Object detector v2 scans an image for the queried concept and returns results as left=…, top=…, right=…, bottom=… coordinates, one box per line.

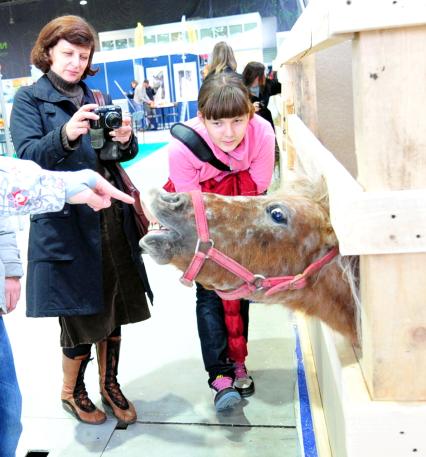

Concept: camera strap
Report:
left=89, top=127, right=105, bottom=149
left=170, top=123, right=231, bottom=172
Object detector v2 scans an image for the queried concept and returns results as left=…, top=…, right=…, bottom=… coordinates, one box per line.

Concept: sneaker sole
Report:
left=234, top=377, right=255, bottom=398
left=214, top=390, right=241, bottom=412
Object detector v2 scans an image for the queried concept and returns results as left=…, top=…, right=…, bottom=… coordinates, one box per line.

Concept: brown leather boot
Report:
left=61, top=353, right=106, bottom=425
left=96, top=336, right=137, bottom=425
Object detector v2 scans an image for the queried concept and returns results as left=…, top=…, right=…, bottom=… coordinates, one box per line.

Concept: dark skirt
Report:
left=59, top=200, right=151, bottom=348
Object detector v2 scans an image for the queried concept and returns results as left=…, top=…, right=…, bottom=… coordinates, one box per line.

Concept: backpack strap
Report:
left=170, top=123, right=231, bottom=172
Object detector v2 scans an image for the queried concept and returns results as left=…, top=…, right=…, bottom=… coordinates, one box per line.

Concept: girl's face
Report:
left=199, top=113, right=250, bottom=153
left=49, top=39, right=91, bottom=83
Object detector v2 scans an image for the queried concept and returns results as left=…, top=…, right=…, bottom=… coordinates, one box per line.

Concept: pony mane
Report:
left=270, top=175, right=330, bottom=211
left=271, top=173, right=362, bottom=341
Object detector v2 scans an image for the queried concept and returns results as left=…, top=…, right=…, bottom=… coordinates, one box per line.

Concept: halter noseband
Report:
left=180, top=190, right=339, bottom=300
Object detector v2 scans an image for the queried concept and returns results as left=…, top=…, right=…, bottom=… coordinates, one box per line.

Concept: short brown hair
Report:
left=242, top=61, right=266, bottom=87
left=198, top=73, right=254, bottom=120
left=31, top=15, right=98, bottom=78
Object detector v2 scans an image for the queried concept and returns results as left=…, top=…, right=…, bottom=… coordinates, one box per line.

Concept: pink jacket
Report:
left=168, top=114, right=275, bottom=193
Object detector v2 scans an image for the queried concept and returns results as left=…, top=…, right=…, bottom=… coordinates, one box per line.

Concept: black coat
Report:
left=10, top=75, right=152, bottom=317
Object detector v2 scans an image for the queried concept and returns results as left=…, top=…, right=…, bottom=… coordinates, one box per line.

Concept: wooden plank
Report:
left=353, top=26, right=426, bottom=399
left=274, top=0, right=425, bottom=67
left=306, top=317, right=426, bottom=457
left=334, top=189, right=426, bottom=255
left=330, top=0, right=426, bottom=35
left=275, top=0, right=353, bottom=65
left=287, top=114, right=426, bottom=255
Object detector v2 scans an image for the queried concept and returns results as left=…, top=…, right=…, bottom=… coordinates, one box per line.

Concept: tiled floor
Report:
left=7, top=130, right=305, bottom=457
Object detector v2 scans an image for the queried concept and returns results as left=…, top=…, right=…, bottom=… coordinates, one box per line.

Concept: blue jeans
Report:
left=0, top=317, right=22, bottom=457
left=195, top=283, right=249, bottom=385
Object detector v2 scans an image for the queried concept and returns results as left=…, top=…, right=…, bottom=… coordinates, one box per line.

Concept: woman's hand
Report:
left=253, top=101, right=261, bottom=112
left=109, top=116, right=132, bottom=144
left=66, top=103, right=99, bottom=141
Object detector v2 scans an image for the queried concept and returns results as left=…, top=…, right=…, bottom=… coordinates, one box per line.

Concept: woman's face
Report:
left=200, top=113, right=250, bottom=153
left=49, top=39, right=91, bottom=83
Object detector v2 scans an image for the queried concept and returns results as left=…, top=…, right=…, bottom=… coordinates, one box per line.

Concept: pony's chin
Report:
left=139, top=230, right=177, bottom=265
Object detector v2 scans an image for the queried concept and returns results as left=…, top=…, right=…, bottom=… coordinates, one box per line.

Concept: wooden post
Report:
left=352, top=25, right=426, bottom=400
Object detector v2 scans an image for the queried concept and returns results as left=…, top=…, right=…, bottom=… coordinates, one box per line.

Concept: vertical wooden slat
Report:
left=353, top=25, right=426, bottom=399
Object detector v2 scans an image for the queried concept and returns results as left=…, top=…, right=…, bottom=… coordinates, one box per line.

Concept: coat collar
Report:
left=32, top=74, right=94, bottom=103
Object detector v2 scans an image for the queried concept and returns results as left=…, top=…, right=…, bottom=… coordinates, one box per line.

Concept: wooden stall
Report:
left=274, top=0, right=426, bottom=455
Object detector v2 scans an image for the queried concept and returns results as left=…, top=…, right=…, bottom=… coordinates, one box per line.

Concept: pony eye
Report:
left=270, top=207, right=288, bottom=224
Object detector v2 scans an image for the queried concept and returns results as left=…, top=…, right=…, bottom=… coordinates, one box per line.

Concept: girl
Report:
left=164, top=72, right=275, bottom=411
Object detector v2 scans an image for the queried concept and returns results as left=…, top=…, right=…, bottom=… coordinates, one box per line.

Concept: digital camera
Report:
left=90, top=105, right=122, bottom=130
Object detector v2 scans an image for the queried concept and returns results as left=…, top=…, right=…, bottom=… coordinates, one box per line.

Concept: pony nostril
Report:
left=160, top=192, right=187, bottom=209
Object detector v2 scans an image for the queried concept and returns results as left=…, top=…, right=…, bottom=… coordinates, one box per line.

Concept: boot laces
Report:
left=74, top=363, right=96, bottom=412
left=105, top=353, right=129, bottom=410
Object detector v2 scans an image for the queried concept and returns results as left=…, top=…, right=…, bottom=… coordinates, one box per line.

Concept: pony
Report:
left=140, top=177, right=360, bottom=344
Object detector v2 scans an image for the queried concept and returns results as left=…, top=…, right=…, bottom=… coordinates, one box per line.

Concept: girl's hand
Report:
left=66, top=104, right=99, bottom=141
left=109, top=116, right=132, bottom=144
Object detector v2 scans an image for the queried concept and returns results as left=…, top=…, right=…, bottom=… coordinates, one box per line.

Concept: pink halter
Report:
left=179, top=190, right=339, bottom=300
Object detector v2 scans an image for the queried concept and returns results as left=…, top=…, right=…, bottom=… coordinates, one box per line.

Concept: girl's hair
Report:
left=198, top=72, right=254, bottom=120
left=31, top=15, right=98, bottom=78
left=208, top=41, right=237, bottom=76
left=242, top=61, right=266, bottom=87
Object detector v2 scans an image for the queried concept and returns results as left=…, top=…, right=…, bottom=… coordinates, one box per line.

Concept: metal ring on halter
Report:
left=252, top=274, right=266, bottom=290
left=194, top=238, right=214, bottom=255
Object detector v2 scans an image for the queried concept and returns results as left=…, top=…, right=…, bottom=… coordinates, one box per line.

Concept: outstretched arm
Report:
left=0, top=156, right=134, bottom=216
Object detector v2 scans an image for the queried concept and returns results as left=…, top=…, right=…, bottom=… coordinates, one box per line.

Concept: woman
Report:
left=164, top=73, right=275, bottom=411
left=242, top=61, right=281, bottom=133
left=10, top=15, right=153, bottom=426
left=203, top=41, right=238, bottom=81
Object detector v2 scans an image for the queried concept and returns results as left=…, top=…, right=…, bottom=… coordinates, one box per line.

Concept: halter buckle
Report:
left=252, top=274, right=266, bottom=290
left=180, top=276, right=194, bottom=287
left=195, top=238, right=214, bottom=257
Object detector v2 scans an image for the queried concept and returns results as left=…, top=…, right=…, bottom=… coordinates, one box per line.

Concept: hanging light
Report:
left=8, top=5, right=14, bottom=25
left=80, top=0, right=88, bottom=5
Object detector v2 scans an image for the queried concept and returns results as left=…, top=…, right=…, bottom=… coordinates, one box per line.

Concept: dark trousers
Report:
left=196, top=283, right=249, bottom=385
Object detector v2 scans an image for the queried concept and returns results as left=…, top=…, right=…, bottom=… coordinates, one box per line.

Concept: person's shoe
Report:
left=61, top=353, right=107, bottom=425
left=211, top=375, right=241, bottom=412
left=233, top=362, right=255, bottom=397
left=96, top=337, right=137, bottom=425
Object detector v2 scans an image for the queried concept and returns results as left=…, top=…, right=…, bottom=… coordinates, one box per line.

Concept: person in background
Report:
left=242, top=61, right=282, bottom=176
left=134, top=79, right=157, bottom=130
left=143, top=79, right=155, bottom=102
left=10, top=15, right=153, bottom=427
left=0, top=156, right=134, bottom=457
left=242, top=61, right=281, bottom=134
left=127, top=79, right=138, bottom=100
left=203, top=41, right=238, bottom=81
left=163, top=72, right=275, bottom=412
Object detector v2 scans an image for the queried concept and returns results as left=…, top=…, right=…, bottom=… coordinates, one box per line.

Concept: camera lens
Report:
left=105, top=112, right=122, bottom=129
